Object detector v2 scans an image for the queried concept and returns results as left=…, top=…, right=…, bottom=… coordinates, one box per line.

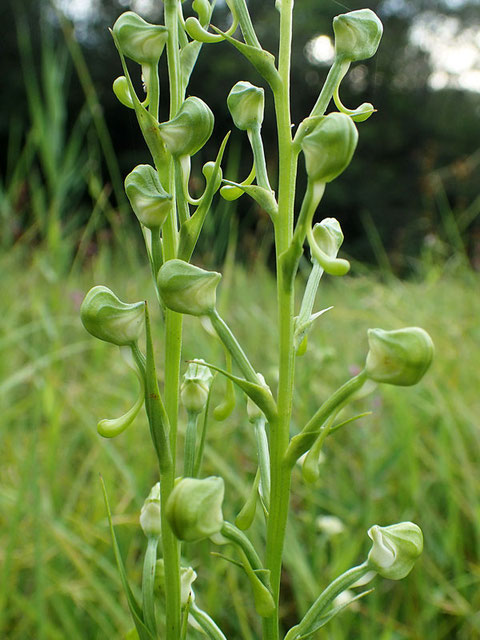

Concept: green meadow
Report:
left=1, top=241, right=478, bottom=639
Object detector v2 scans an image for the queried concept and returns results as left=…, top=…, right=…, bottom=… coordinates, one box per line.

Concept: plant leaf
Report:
left=100, top=477, right=155, bottom=640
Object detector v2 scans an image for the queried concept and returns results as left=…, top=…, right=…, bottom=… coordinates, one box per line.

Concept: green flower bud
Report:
left=80, top=286, right=145, bottom=346
left=181, top=359, right=214, bottom=414
left=367, top=522, right=423, bottom=580
left=112, top=12, right=168, bottom=65
left=158, top=97, right=214, bottom=157
left=155, top=560, right=197, bottom=605
left=227, top=81, right=265, bottom=131
left=312, top=217, right=344, bottom=258
left=124, top=164, right=172, bottom=229
left=365, top=327, right=434, bottom=386
left=157, top=259, right=221, bottom=316
left=140, top=482, right=161, bottom=539
left=301, top=112, right=358, bottom=184
left=333, top=9, right=383, bottom=62
left=166, top=476, right=224, bottom=542
left=112, top=76, right=135, bottom=109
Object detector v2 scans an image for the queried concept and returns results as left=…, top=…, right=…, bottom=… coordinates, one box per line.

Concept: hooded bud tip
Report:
left=301, top=112, right=358, bottom=184
left=333, top=9, right=383, bottom=62
left=112, top=11, right=169, bottom=65
left=140, top=482, right=161, bottom=538
left=181, top=359, right=214, bottom=414
left=80, top=286, right=145, bottom=346
left=365, top=327, right=434, bottom=386
left=166, top=476, right=225, bottom=542
left=227, top=81, right=265, bottom=131
left=158, top=96, right=214, bottom=157
left=125, top=164, right=172, bottom=229
left=157, top=259, right=221, bottom=316
left=367, top=522, right=423, bottom=580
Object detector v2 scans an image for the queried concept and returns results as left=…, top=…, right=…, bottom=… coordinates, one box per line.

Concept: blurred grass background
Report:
left=1, top=0, right=479, bottom=638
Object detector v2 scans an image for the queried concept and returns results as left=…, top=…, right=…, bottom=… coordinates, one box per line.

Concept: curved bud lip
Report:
left=80, top=285, right=145, bottom=346
left=366, top=327, right=434, bottom=386
left=158, top=96, right=214, bottom=157
left=112, top=11, right=169, bottom=65
left=157, top=259, right=222, bottom=317
left=125, top=164, right=172, bottom=229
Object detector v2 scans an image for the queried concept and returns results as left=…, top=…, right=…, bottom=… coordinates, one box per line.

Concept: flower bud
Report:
left=112, top=12, right=168, bottom=65
left=80, top=286, right=145, bottom=346
left=125, top=164, right=172, bottom=229
left=112, top=76, right=135, bottom=109
left=227, top=81, right=265, bottom=131
left=155, top=560, right=197, bottom=605
left=365, top=327, right=434, bottom=386
left=312, top=218, right=344, bottom=258
left=157, top=259, right=221, bottom=316
left=166, top=476, right=224, bottom=542
left=367, top=522, right=423, bottom=580
left=333, top=9, right=383, bottom=62
left=181, top=360, right=213, bottom=414
left=140, top=482, right=161, bottom=538
left=158, top=97, right=214, bottom=157
left=301, top=112, right=358, bottom=184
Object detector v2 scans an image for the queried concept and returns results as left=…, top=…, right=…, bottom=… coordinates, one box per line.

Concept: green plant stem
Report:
left=208, top=308, right=259, bottom=384
left=310, top=57, right=350, bottom=118
left=221, top=522, right=264, bottom=572
left=284, top=562, right=370, bottom=640
left=184, top=411, right=199, bottom=477
left=146, top=62, right=160, bottom=121
left=159, top=3, right=185, bottom=639
left=248, top=124, right=271, bottom=191
left=142, top=537, right=159, bottom=634
left=284, top=371, right=367, bottom=467
left=190, top=603, right=228, bottom=640
left=264, top=1, right=297, bottom=638
left=160, top=471, right=182, bottom=640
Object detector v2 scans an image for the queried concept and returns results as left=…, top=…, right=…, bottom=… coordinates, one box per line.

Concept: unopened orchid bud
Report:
left=140, top=482, right=161, bottom=539
left=333, top=9, right=383, bottom=62
left=301, top=112, right=358, bottom=184
left=80, top=286, right=145, bottom=346
left=365, top=327, right=434, bottom=386
left=367, top=522, right=423, bottom=580
left=125, top=164, right=172, bottom=229
left=227, top=81, right=265, bottom=131
left=166, top=476, right=224, bottom=542
left=312, top=218, right=344, bottom=258
left=112, top=76, right=135, bottom=109
left=157, top=259, right=221, bottom=316
left=112, top=12, right=168, bottom=65
left=158, top=97, right=214, bottom=157
left=181, top=360, right=213, bottom=414
left=155, top=560, right=197, bottom=605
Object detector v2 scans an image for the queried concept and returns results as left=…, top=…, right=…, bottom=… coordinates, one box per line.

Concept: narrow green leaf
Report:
left=100, top=477, right=155, bottom=640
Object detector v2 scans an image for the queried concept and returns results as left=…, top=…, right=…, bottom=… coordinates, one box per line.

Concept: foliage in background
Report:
left=0, top=245, right=479, bottom=639
left=1, top=0, right=480, bottom=270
